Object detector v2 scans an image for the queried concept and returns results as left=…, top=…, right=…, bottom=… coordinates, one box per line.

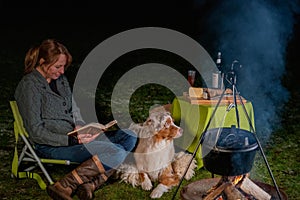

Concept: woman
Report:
left=14, top=39, right=137, bottom=200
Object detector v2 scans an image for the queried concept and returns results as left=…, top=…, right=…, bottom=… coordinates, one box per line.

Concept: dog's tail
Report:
left=115, top=163, right=140, bottom=187
left=172, top=151, right=197, bottom=180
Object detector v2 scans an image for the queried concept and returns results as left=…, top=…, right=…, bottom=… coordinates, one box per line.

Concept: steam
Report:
left=195, top=0, right=299, bottom=142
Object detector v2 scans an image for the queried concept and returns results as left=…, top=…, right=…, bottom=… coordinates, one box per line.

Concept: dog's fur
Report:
left=116, top=107, right=197, bottom=198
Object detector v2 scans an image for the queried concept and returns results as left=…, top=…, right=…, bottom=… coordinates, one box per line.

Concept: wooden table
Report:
left=171, top=96, right=255, bottom=168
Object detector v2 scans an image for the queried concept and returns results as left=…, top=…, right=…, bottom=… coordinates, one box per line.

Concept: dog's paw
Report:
left=150, top=184, right=169, bottom=198
left=141, top=177, right=153, bottom=191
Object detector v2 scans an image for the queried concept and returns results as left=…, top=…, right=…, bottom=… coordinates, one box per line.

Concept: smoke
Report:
left=195, top=0, right=299, bottom=141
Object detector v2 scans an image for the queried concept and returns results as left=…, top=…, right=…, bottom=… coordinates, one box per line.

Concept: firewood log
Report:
left=203, top=182, right=231, bottom=200
left=224, top=183, right=247, bottom=200
left=239, top=177, right=271, bottom=200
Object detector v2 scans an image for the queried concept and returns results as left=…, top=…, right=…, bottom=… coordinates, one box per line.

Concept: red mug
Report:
left=188, top=70, right=196, bottom=86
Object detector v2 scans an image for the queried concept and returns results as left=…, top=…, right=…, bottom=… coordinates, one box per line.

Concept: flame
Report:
left=233, top=175, right=244, bottom=185
left=216, top=196, right=223, bottom=200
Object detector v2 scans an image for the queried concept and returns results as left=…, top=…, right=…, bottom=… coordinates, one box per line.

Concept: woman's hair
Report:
left=24, top=39, right=72, bottom=74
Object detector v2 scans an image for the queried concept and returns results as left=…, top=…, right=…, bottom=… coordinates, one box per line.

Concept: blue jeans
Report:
left=35, top=129, right=137, bottom=170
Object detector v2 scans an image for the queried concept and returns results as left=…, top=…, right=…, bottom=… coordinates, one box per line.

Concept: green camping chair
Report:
left=9, top=100, right=78, bottom=190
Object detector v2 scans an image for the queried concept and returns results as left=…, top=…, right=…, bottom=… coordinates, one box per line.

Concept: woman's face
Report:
left=42, top=54, right=67, bottom=81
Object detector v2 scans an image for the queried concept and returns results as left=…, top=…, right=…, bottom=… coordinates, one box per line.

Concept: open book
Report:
left=67, top=120, right=118, bottom=136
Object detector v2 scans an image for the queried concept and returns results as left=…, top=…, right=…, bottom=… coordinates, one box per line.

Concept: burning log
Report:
left=205, top=176, right=228, bottom=194
left=239, top=177, right=271, bottom=200
left=201, top=174, right=272, bottom=200
left=203, top=182, right=231, bottom=200
left=180, top=177, right=287, bottom=200
left=224, top=183, right=247, bottom=200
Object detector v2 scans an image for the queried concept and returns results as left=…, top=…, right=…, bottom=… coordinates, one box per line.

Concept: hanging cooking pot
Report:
left=201, top=125, right=258, bottom=176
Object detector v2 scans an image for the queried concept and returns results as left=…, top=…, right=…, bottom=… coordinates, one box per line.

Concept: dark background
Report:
left=0, top=1, right=299, bottom=198
left=1, top=0, right=300, bottom=138
left=0, top=1, right=200, bottom=62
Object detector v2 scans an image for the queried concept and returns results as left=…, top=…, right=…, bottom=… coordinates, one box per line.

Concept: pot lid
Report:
left=202, top=126, right=257, bottom=150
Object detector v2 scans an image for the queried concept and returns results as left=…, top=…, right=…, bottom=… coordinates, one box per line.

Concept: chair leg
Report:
left=18, top=171, right=47, bottom=190
left=20, top=134, right=55, bottom=186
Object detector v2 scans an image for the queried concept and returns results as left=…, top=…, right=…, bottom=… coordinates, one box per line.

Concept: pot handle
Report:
left=222, top=133, right=237, bottom=146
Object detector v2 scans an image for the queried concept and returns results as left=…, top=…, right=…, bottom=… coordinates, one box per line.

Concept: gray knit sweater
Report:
left=14, top=69, right=85, bottom=146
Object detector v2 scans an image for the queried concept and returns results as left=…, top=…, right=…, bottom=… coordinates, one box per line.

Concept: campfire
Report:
left=203, top=173, right=272, bottom=200
left=180, top=175, right=287, bottom=200
left=180, top=126, right=287, bottom=200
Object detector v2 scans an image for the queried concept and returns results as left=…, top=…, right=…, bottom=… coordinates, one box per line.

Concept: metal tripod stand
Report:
left=172, top=61, right=283, bottom=200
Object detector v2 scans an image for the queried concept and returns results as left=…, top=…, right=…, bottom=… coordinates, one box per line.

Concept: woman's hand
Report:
left=77, top=132, right=100, bottom=144
left=74, top=125, right=101, bottom=144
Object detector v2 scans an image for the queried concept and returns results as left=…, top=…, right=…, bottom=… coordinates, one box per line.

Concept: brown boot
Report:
left=46, top=155, right=106, bottom=200
left=76, top=169, right=116, bottom=200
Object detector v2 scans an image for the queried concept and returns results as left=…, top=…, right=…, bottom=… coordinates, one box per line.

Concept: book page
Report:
left=67, top=120, right=117, bottom=136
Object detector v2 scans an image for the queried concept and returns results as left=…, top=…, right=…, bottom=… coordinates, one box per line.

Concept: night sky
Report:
left=1, top=0, right=300, bottom=139
left=0, top=1, right=200, bottom=61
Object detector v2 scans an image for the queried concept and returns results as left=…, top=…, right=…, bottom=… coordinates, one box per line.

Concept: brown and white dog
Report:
left=116, top=107, right=197, bottom=198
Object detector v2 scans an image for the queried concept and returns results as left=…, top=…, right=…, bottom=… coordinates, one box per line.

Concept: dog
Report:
left=116, top=107, right=197, bottom=198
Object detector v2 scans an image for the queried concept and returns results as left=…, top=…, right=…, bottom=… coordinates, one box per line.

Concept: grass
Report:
left=1, top=90, right=299, bottom=200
